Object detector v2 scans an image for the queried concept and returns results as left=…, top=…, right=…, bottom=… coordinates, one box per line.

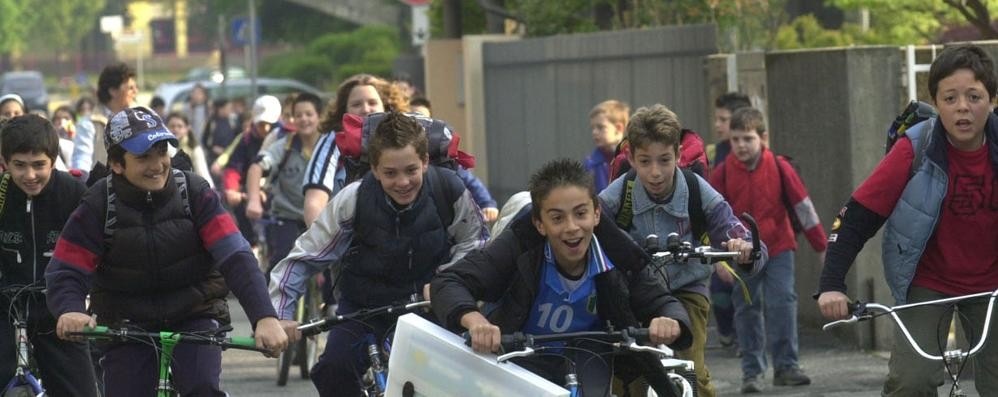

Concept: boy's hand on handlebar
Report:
left=460, top=311, right=501, bottom=353
left=648, top=317, right=681, bottom=345
left=818, top=291, right=851, bottom=321
left=721, top=238, right=754, bottom=264
left=279, top=319, right=302, bottom=344
left=255, top=317, right=289, bottom=358
left=56, top=312, right=96, bottom=341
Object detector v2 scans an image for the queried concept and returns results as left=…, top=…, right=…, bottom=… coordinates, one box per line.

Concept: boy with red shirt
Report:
left=711, top=107, right=827, bottom=393
left=817, top=45, right=998, bottom=396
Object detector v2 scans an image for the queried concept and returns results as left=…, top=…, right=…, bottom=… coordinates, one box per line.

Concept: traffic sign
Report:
left=231, top=17, right=261, bottom=47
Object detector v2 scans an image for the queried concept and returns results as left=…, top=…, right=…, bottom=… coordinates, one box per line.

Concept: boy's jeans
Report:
left=882, top=286, right=998, bottom=396
left=732, top=251, right=800, bottom=379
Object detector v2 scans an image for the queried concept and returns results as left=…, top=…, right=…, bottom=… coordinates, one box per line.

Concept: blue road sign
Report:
left=231, top=17, right=261, bottom=47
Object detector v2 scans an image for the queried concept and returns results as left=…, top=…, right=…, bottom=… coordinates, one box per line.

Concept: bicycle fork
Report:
left=366, top=334, right=387, bottom=396
left=157, top=333, right=181, bottom=397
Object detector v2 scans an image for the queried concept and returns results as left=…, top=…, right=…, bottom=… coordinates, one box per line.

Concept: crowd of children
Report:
left=0, top=43, right=993, bottom=396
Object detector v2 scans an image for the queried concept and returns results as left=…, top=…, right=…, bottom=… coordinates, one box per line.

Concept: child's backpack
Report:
left=614, top=168, right=707, bottom=243
left=886, top=100, right=937, bottom=155
left=336, top=112, right=475, bottom=184
left=609, top=128, right=709, bottom=181
left=774, top=155, right=805, bottom=234
left=612, top=128, right=711, bottom=242
left=335, top=112, right=476, bottom=226
left=104, top=169, right=192, bottom=241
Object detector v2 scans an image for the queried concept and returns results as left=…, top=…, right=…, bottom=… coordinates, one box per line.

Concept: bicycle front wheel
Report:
left=276, top=344, right=295, bottom=386
left=299, top=279, right=322, bottom=379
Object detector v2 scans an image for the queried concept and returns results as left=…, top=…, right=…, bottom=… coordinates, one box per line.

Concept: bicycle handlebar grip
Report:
left=627, top=327, right=650, bottom=342
left=228, top=336, right=257, bottom=348
left=82, top=325, right=109, bottom=334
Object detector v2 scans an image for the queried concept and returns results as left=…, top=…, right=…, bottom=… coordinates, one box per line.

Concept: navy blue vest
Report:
left=89, top=172, right=229, bottom=328
left=339, top=167, right=463, bottom=307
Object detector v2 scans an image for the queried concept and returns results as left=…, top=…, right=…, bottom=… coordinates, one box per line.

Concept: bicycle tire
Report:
left=299, top=280, right=321, bottom=379
left=276, top=347, right=294, bottom=386
left=1, top=385, right=35, bottom=397
left=674, top=369, right=697, bottom=397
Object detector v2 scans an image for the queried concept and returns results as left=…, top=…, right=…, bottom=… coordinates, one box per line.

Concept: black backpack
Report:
left=614, top=168, right=707, bottom=243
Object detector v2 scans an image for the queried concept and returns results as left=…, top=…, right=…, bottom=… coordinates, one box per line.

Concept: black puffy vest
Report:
left=88, top=172, right=229, bottom=329
left=339, top=167, right=463, bottom=307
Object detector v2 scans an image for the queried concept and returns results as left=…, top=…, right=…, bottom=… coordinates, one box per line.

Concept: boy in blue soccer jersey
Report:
left=432, top=158, right=692, bottom=396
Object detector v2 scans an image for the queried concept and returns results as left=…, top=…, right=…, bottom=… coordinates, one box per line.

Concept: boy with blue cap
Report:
left=46, top=106, right=287, bottom=396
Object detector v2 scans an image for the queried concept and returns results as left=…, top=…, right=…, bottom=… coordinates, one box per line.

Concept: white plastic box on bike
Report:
left=386, top=314, right=570, bottom=397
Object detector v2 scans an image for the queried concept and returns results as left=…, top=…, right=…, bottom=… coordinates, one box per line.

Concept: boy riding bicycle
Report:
left=0, top=115, right=98, bottom=396
left=433, top=158, right=699, bottom=396
left=817, top=44, right=998, bottom=396
left=270, top=111, right=489, bottom=396
left=600, top=104, right=766, bottom=397
left=46, top=107, right=287, bottom=396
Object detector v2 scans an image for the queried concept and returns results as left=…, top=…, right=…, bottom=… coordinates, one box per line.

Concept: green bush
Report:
left=261, top=25, right=400, bottom=90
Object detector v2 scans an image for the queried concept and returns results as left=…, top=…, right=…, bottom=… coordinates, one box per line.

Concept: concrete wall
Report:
left=766, top=46, right=902, bottom=349
left=423, top=35, right=520, bottom=187
left=481, top=25, right=718, bottom=203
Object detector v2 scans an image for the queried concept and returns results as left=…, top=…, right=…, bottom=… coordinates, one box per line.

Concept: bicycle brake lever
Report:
left=497, top=347, right=535, bottom=363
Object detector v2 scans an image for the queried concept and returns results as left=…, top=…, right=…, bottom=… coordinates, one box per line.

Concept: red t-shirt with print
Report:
left=853, top=138, right=998, bottom=296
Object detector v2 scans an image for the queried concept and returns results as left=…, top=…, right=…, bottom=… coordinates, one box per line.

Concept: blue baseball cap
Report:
left=104, top=106, right=178, bottom=155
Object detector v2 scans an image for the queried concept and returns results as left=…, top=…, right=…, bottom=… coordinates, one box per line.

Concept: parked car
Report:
left=1, top=71, right=49, bottom=115
left=155, top=77, right=327, bottom=113
left=184, top=66, right=247, bottom=83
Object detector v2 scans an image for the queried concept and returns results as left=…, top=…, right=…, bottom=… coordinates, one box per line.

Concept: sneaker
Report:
left=741, top=376, right=763, bottom=394
left=718, top=333, right=736, bottom=348
left=774, top=367, right=811, bottom=386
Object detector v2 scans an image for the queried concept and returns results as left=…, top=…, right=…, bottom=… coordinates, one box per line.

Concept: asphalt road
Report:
left=217, top=296, right=980, bottom=396
left=220, top=300, right=319, bottom=396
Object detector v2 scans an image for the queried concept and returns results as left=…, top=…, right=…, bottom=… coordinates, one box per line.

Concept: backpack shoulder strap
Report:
left=908, top=118, right=934, bottom=179
left=614, top=169, right=638, bottom=230
left=427, top=166, right=461, bottom=227
left=104, top=170, right=192, bottom=241
left=104, top=176, right=117, bottom=241
left=0, top=173, right=10, bottom=219
left=775, top=154, right=792, bottom=207
left=681, top=168, right=706, bottom=242
left=173, top=169, right=192, bottom=218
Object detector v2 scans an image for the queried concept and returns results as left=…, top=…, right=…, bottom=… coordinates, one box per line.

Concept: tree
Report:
left=261, top=25, right=401, bottom=90
left=830, top=0, right=998, bottom=44
left=29, top=0, right=108, bottom=51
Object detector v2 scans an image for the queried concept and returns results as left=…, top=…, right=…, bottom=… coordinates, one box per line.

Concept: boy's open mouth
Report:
left=564, top=238, right=583, bottom=248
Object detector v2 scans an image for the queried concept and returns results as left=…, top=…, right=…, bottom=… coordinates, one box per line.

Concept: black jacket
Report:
left=0, top=171, right=85, bottom=286
left=431, top=210, right=693, bottom=351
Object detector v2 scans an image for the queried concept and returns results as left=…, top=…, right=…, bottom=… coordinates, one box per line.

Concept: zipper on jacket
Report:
left=27, top=199, right=36, bottom=283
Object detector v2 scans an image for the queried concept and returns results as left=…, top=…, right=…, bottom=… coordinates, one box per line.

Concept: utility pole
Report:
left=248, top=0, right=258, bottom=99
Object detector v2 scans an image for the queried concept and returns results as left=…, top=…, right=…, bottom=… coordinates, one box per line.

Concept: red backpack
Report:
left=336, top=112, right=476, bottom=184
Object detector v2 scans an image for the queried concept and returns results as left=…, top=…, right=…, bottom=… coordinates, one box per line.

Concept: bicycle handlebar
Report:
left=644, top=212, right=762, bottom=270
left=821, top=289, right=998, bottom=362
left=70, top=326, right=268, bottom=354
left=297, top=300, right=431, bottom=337
left=463, top=327, right=678, bottom=366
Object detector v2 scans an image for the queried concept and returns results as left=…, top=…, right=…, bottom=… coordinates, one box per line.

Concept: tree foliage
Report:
left=0, top=0, right=105, bottom=55
left=829, top=0, right=998, bottom=44
left=261, top=25, right=400, bottom=90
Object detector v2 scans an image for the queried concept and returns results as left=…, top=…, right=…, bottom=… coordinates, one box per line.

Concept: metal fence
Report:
left=481, top=24, right=718, bottom=202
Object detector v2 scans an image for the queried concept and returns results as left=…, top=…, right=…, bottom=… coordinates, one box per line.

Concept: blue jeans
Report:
left=732, top=250, right=800, bottom=379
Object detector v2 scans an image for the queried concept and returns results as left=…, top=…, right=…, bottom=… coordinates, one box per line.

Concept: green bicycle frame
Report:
left=81, top=326, right=260, bottom=397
